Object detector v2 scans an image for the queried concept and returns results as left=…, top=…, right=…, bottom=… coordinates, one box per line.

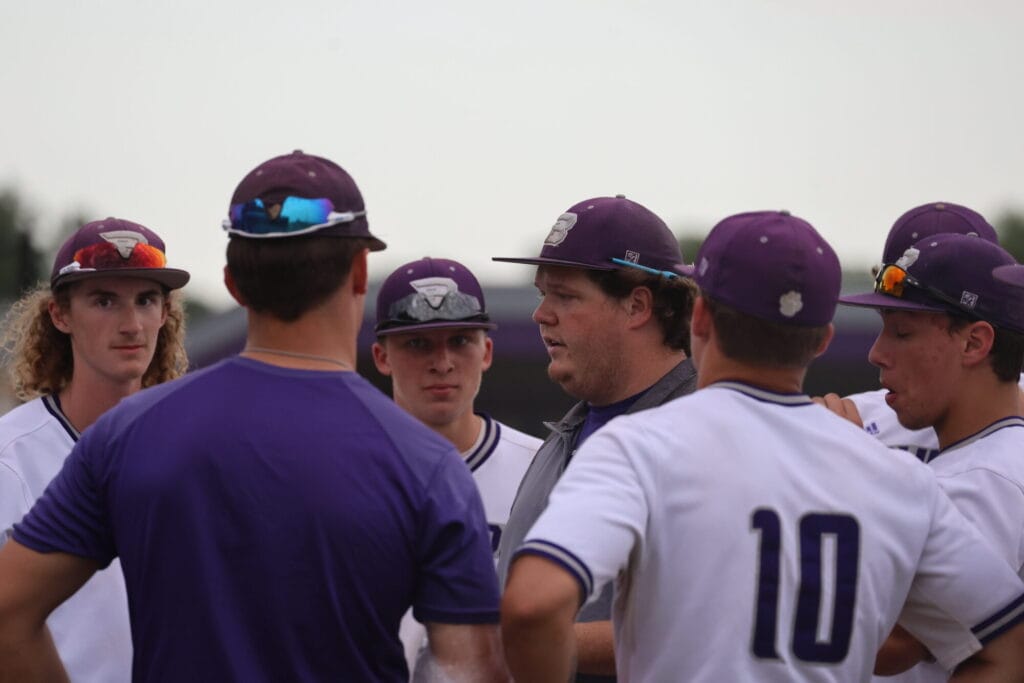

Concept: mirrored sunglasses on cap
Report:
left=874, top=263, right=979, bottom=318
left=64, top=240, right=168, bottom=273
left=609, top=257, right=682, bottom=279
left=377, top=290, right=493, bottom=333
left=222, top=196, right=367, bottom=238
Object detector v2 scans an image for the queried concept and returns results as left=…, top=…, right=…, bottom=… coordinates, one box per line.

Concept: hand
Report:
left=811, top=393, right=864, bottom=428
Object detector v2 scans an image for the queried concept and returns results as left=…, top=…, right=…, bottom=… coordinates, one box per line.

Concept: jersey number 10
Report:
left=750, top=508, right=860, bottom=664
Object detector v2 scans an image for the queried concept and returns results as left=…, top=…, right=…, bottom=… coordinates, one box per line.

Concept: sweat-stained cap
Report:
left=881, top=202, right=997, bottom=265
left=50, top=217, right=190, bottom=290
left=841, top=233, right=1024, bottom=334
left=223, top=150, right=385, bottom=250
left=375, top=257, right=496, bottom=336
left=492, top=195, right=687, bottom=277
left=692, top=211, right=841, bottom=327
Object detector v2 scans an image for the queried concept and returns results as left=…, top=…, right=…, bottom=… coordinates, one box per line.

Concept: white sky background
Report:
left=2, top=0, right=1023, bottom=308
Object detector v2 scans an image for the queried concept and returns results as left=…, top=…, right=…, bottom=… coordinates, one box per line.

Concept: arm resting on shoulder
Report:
left=417, top=621, right=510, bottom=683
left=502, top=554, right=582, bottom=683
left=0, top=539, right=98, bottom=683
left=950, top=620, right=1024, bottom=683
left=875, top=624, right=930, bottom=676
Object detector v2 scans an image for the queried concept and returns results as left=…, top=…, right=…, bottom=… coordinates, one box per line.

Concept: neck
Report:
left=934, top=376, right=1020, bottom=449
left=59, top=375, right=140, bottom=433
left=590, top=347, right=688, bottom=406
left=243, top=297, right=359, bottom=372
left=434, top=412, right=484, bottom=454
left=696, top=345, right=805, bottom=394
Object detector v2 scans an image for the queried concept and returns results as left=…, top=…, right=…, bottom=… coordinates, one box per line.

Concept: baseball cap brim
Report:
left=53, top=267, right=191, bottom=291
left=491, top=256, right=617, bottom=271
left=837, top=291, right=948, bottom=313
left=375, top=320, right=497, bottom=336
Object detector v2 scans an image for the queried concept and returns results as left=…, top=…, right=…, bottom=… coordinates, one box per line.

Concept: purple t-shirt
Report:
left=15, top=357, right=499, bottom=682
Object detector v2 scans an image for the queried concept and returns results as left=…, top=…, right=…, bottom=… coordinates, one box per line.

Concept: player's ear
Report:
left=481, top=335, right=494, bottom=372
left=690, top=296, right=711, bottom=342
left=371, top=341, right=392, bottom=376
left=48, top=295, right=72, bottom=334
left=223, top=266, right=247, bottom=306
left=350, top=249, right=369, bottom=296
left=624, top=286, right=654, bottom=329
left=961, top=320, right=995, bottom=368
left=812, top=323, right=836, bottom=359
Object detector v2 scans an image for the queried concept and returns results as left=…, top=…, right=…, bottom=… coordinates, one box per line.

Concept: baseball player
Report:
left=371, top=256, right=539, bottom=674
left=839, top=232, right=1024, bottom=681
left=501, top=211, right=1024, bottom=682
left=819, top=202, right=1004, bottom=462
left=0, top=217, right=189, bottom=682
left=492, top=194, right=698, bottom=682
left=0, top=151, right=508, bottom=682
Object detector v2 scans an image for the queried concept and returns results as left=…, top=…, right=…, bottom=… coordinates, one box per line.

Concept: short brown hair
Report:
left=585, top=269, right=697, bottom=355
left=226, top=235, right=371, bottom=321
left=946, top=315, right=1024, bottom=382
left=703, top=296, right=830, bottom=369
left=1, top=283, right=187, bottom=401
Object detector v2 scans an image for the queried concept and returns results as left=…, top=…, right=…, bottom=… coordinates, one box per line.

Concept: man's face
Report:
left=532, top=266, right=629, bottom=405
left=373, top=327, right=493, bottom=430
left=50, top=276, right=169, bottom=390
left=867, top=309, right=963, bottom=431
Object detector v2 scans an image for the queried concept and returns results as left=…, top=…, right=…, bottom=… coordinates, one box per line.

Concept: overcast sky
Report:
left=2, top=1, right=1022, bottom=308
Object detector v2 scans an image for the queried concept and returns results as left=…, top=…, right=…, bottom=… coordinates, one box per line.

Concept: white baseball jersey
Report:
left=0, top=396, right=133, bottom=682
left=879, top=416, right=1024, bottom=683
left=400, top=414, right=539, bottom=674
left=520, top=382, right=1024, bottom=682
left=849, top=376, right=1024, bottom=464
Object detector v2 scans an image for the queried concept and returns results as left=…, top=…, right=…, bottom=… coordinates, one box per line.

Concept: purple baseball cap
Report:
left=841, top=233, right=1024, bottom=334
left=375, top=257, right=497, bottom=336
left=693, top=211, right=841, bottom=327
left=50, top=217, right=190, bottom=290
left=492, top=195, right=687, bottom=277
left=881, top=202, right=997, bottom=265
left=224, top=150, right=386, bottom=251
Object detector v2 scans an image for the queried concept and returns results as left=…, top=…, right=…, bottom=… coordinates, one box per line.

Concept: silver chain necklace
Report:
left=243, top=346, right=352, bottom=370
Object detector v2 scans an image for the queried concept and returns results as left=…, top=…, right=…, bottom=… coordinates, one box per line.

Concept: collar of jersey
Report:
left=463, top=413, right=500, bottom=471
left=42, top=394, right=80, bottom=441
left=934, top=416, right=1024, bottom=459
left=706, top=380, right=814, bottom=407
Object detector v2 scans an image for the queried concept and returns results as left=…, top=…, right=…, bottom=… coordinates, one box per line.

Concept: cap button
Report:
left=292, top=149, right=304, bottom=155
left=615, top=194, right=626, bottom=199
left=934, top=203, right=946, bottom=210
left=779, top=209, right=791, bottom=216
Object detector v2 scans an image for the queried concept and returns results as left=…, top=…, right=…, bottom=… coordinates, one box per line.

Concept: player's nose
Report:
left=532, top=298, right=555, bottom=326
left=867, top=335, right=888, bottom=369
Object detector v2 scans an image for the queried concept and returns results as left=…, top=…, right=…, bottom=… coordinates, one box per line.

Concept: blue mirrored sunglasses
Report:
left=610, top=257, right=680, bottom=279
left=222, top=196, right=366, bottom=237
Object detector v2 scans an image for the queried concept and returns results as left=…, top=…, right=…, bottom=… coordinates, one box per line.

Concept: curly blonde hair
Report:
left=1, top=283, right=188, bottom=402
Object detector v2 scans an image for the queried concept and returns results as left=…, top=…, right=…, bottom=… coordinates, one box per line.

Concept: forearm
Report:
left=574, top=620, right=616, bottom=675
left=504, top=613, right=576, bottom=683
left=0, top=622, right=68, bottom=683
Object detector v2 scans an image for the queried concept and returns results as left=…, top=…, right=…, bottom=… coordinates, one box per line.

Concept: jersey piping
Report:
left=973, top=592, right=1024, bottom=644
left=464, top=413, right=500, bottom=472
left=707, top=381, right=814, bottom=406
left=41, top=394, right=80, bottom=442
left=933, top=417, right=1024, bottom=461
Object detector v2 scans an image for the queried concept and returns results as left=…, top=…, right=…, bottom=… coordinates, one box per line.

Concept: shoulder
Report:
left=0, top=398, right=70, bottom=460
left=494, top=421, right=543, bottom=453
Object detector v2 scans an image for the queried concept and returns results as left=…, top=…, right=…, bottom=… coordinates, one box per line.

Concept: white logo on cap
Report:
left=100, top=230, right=149, bottom=259
left=960, top=291, right=979, bottom=310
left=698, top=257, right=709, bottom=277
left=410, top=277, right=459, bottom=309
left=544, top=213, right=577, bottom=247
left=895, top=247, right=919, bottom=271
left=779, top=291, right=804, bottom=318
left=624, top=250, right=640, bottom=263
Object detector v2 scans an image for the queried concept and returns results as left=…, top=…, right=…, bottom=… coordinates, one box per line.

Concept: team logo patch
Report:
left=410, top=277, right=460, bottom=309
left=100, top=230, right=149, bottom=259
left=624, top=250, right=640, bottom=264
left=895, top=247, right=919, bottom=270
left=960, top=291, right=979, bottom=310
left=544, top=213, right=577, bottom=246
left=779, top=291, right=803, bottom=318
left=698, top=257, right=709, bottom=277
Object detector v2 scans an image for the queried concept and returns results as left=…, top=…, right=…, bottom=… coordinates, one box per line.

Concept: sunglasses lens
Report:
left=227, top=197, right=340, bottom=235
left=876, top=265, right=906, bottom=297
left=73, top=242, right=167, bottom=270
